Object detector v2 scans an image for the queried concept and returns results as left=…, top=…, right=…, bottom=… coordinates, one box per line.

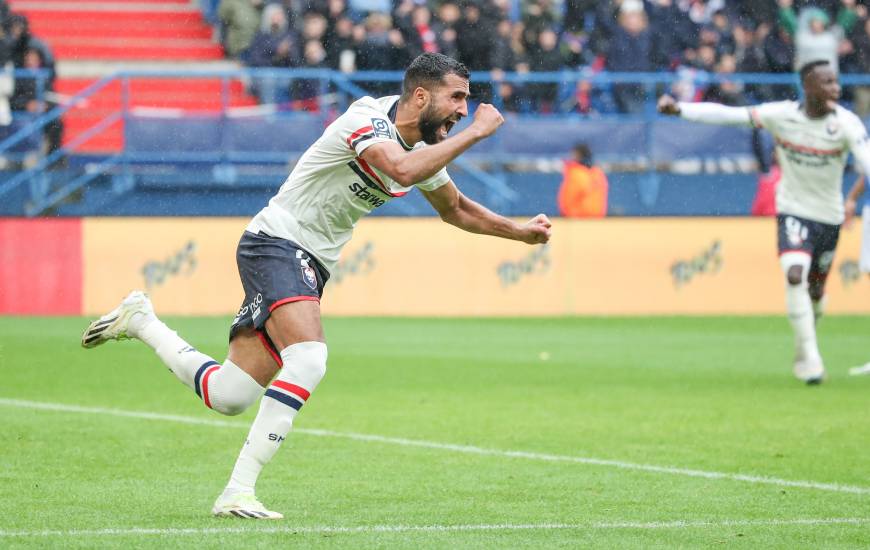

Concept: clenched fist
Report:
left=657, top=94, right=681, bottom=116
left=470, top=103, right=505, bottom=139
left=520, top=213, right=552, bottom=244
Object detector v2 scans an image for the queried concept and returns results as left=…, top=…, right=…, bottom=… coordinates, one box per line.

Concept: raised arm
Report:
left=421, top=180, right=551, bottom=244
left=657, top=94, right=752, bottom=126
left=360, top=104, right=504, bottom=187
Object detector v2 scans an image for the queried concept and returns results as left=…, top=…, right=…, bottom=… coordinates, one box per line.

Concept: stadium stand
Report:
left=0, top=0, right=868, bottom=218
left=9, top=0, right=257, bottom=151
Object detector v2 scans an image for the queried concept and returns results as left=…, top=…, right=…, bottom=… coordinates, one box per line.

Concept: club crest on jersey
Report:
left=301, top=264, right=317, bottom=290
left=826, top=120, right=839, bottom=136
left=371, top=117, right=391, bottom=138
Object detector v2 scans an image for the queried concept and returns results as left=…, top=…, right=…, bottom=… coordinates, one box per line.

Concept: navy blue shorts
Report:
left=777, top=214, right=840, bottom=279
left=229, top=231, right=328, bottom=354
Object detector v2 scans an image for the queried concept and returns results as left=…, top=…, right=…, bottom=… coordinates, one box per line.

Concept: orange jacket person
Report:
left=557, top=143, right=609, bottom=218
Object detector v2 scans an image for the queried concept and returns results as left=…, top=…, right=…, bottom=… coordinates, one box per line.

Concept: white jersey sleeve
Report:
left=677, top=101, right=752, bottom=126
left=747, top=101, right=793, bottom=133
left=843, top=111, right=870, bottom=177
left=341, top=99, right=400, bottom=157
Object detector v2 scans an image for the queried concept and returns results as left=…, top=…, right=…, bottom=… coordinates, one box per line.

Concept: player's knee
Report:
left=211, top=388, right=262, bottom=416
left=786, top=265, right=804, bottom=286
left=277, top=341, right=328, bottom=394
left=205, top=360, right=265, bottom=416
left=211, top=394, right=256, bottom=416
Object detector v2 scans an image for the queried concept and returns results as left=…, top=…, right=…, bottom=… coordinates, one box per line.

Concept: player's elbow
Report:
left=395, top=175, right=416, bottom=187
left=390, top=166, right=416, bottom=187
left=437, top=205, right=462, bottom=226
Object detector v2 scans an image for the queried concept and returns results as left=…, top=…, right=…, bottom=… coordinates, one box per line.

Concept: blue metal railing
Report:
left=3, top=69, right=870, bottom=216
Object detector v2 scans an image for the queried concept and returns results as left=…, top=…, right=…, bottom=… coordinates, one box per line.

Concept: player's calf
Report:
left=224, top=341, right=327, bottom=495
left=83, top=291, right=264, bottom=416
left=808, top=272, right=828, bottom=324
left=780, top=252, right=825, bottom=383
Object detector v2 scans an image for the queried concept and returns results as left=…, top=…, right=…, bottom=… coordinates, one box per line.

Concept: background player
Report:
left=844, top=175, right=870, bottom=375
left=658, top=60, right=870, bottom=384
left=80, top=53, right=551, bottom=520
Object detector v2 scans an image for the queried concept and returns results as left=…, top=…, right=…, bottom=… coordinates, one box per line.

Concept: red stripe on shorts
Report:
left=256, top=331, right=283, bottom=367
left=269, top=296, right=320, bottom=312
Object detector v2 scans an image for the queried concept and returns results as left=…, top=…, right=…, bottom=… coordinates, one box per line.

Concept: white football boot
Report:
left=848, top=363, right=870, bottom=376
left=81, top=290, right=155, bottom=348
left=212, top=490, right=283, bottom=519
left=793, top=358, right=826, bottom=385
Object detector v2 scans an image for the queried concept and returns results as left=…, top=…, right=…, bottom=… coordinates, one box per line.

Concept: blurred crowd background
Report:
left=216, top=0, right=870, bottom=114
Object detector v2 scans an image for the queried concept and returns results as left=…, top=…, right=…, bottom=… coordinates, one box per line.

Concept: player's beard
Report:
left=418, top=103, right=449, bottom=145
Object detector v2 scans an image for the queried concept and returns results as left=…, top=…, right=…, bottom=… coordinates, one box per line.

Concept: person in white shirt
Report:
left=81, top=53, right=552, bottom=519
left=658, top=59, right=870, bottom=385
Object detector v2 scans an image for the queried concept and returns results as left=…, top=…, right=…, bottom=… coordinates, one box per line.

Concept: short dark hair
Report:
left=799, top=60, right=830, bottom=83
left=401, top=53, right=469, bottom=100
left=572, top=143, right=592, bottom=166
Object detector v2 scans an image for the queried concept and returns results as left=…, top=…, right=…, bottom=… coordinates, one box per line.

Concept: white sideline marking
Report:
left=1, top=398, right=868, bottom=496
left=1, top=518, right=868, bottom=538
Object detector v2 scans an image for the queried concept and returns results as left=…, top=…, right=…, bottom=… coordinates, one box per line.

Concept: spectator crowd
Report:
left=0, top=3, right=61, bottom=158
left=217, top=0, right=870, bottom=115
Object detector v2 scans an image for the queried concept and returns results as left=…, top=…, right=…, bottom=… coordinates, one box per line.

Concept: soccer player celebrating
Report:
left=658, top=60, right=870, bottom=384
left=80, top=53, right=551, bottom=519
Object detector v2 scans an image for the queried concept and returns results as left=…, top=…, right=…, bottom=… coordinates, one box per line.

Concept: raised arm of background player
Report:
left=845, top=175, right=866, bottom=228
left=657, top=94, right=870, bottom=191
left=362, top=103, right=552, bottom=245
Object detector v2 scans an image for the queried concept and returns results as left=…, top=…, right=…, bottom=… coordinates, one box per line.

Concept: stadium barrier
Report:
left=2, top=217, right=869, bottom=316
left=3, top=70, right=870, bottom=217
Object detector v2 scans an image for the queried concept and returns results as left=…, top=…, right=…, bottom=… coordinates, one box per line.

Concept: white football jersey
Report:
left=749, top=101, right=870, bottom=225
left=247, top=95, right=450, bottom=274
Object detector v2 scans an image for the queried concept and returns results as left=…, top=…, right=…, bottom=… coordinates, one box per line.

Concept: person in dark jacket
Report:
left=606, top=1, right=653, bottom=114
left=527, top=28, right=564, bottom=112
left=244, top=4, right=300, bottom=104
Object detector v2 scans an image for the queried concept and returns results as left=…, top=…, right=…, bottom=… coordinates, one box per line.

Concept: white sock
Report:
left=786, top=284, right=820, bottom=362
left=780, top=253, right=821, bottom=364
left=225, top=341, right=327, bottom=494
left=138, top=319, right=263, bottom=415
left=139, top=319, right=213, bottom=390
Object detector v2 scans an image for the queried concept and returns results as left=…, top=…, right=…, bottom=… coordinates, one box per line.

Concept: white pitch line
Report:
left=1, top=398, right=868, bottom=496
left=1, top=517, right=869, bottom=538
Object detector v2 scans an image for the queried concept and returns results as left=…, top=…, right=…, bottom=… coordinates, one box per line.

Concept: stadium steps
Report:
left=8, top=0, right=259, bottom=152
left=11, top=2, right=223, bottom=61
left=57, top=78, right=258, bottom=152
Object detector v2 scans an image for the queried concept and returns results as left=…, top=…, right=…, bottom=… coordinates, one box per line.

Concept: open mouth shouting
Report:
left=440, top=118, right=458, bottom=140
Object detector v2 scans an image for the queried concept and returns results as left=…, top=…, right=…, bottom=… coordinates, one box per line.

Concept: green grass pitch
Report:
left=1, top=315, right=869, bottom=548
